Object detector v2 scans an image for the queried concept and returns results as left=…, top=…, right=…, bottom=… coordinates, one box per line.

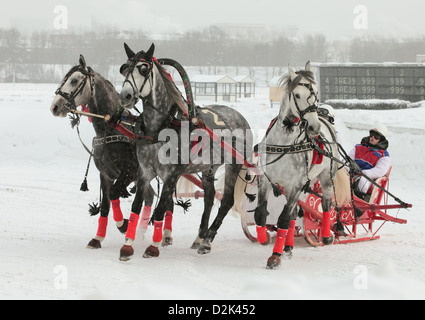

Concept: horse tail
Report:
left=232, top=166, right=250, bottom=216
left=333, top=168, right=351, bottom=207
left=175, top=175, right=196, bottom=198
left=175, top=171, right=223, bottom=209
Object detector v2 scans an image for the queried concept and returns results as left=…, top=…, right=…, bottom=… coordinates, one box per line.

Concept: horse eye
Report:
left=120, top=64, right=128, bottom=75
left=295, top=93, right=300, bottom=99
left=71, top=78, right=78, bottom=85
left=137, top=64, right=148, bottom=75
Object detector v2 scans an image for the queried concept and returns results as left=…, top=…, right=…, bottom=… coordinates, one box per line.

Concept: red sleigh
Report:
left=241, top=167, right=410, bottom=246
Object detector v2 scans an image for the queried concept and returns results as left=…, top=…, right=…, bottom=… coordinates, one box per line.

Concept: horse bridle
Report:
left=290, top=82, right=319, bottom=120
left=120, top=54, right=154, bottom=106
left=55, top=66, right=95, bottom=111
left=120, top=56, right=185, bottom=132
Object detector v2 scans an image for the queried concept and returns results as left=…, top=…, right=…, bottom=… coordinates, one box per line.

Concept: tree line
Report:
left=1, top=26, right=424, bottom=82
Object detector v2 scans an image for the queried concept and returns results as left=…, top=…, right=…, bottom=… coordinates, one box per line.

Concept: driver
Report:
left=348, top=124, right=391, bottom=199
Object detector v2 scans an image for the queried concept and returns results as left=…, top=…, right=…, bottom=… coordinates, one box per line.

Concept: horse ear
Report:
left=79, top=55, right=87, bottom=69
left=145, top=43, right=155, bottom=60
left=288, top=64, right=297, bottom=81
left=305, top=61, right=312, bottom=72
left=124, top=42, right=135, bottom=59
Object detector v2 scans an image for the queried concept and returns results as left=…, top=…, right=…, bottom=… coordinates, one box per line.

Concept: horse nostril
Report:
left=308, top=125, right=319, bottom=134
left=52, top=105, right=59, bottom=114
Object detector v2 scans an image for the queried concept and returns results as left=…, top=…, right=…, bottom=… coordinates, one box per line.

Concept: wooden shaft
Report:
left=70, top=109, right=135, bottom=127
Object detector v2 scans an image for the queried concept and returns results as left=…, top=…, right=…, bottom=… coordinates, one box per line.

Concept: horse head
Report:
left=119, top=43, right=155, bottom=109
left=51, top=55, right=94, bottom=117
left=286, top=61, right=321, bottom=136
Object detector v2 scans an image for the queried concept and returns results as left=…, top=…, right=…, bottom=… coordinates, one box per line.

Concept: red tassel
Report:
left=164, top=211, right=173, bottom=231
left=153, top=220, right=164, bottom=243
left=285, top=220, right=296, bottom=248
left=322, top=211, right=331, bottom=238
left=96, top=216, right=108, bottom=239
left=273, top=229, right=288, bottom=255
left=125, top=213, right=139, bottom=240
left=82, top=105, right=92, bottom=123
left=111, top=199, right=123, bottom=222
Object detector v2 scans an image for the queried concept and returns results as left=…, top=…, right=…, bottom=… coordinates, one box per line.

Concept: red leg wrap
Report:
left=125, top=213, right=139, bottom=240
left=164, top=211, right=173, bottom=231
left=153, top=220, right=164, bottom=243
left=111, top=199, right=123, bottom=222
left=96, top=216, right=108, bottom=238
left=139, top=206, right=151, bottom=229
left=273, top=229, right=288, bottom=255
left=284, top=220, right=296, bottom=248
left=256, top=226, right=268, bottom=244
left=322, top=211, right=331, bottom=238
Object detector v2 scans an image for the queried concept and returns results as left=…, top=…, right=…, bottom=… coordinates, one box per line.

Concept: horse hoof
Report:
left=322, top=235, right=334, bottom=246
left=119, top=245, right=134, bottom=261
left=190, top=241, right=200, bottom=249
left=197, top=245, right=211, bottom=255
left=283, top=246, right=293, bottom=260
left=266, top=253, right=281, bottom=269
left=162, top=236, right=173, bottom=247
left=143, top=245, right=160, bottom=258
left=191, top=236, right=202, bottom=249
left=117, top=219, right=128, bottom=234
left=87, top=239, right=101, bottom=249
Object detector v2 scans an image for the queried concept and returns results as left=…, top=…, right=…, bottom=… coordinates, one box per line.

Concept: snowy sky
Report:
left=1, top=0, right=425, bottom=40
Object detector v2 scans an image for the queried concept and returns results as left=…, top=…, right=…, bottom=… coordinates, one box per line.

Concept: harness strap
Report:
left=93, top=135, right=133, bottom=147
left=265, top=142, right=313, bottom=154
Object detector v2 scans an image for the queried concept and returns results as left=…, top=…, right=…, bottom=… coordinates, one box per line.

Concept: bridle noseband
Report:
left=290, top=82, right=319, bottom=120
left=121, top=54, right=154, bottom=106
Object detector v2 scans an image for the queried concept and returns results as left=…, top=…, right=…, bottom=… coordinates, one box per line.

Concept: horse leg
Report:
left=119, top=175, right=151, bottom=261
left=87, top=174, right=112, bottom=249
left=109, top=171, right=135, bottom=234
left=143, top=173, right=181, bottom=258
left=254, top=175, right=271, bottom=245
left=267, top=192, right=300, bottom=269
left=162, top=210, right=173, bottom=246
left=138, top=185, right=155, bottom=241
left=319, top=174, right=335, bottom=245
left=284, top=219, right=296, bottom=255
left=190, top=168, right=217, bottom=251
left=143, top=196, right=174, bottom=258
left=198, top=164, right=241, bottom=254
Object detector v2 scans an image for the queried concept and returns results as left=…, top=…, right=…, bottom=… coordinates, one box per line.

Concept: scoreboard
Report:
left=317, top=63, right=425, bottom=102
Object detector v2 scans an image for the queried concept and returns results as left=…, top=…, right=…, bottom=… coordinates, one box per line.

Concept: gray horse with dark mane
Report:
left=117, top=43, right=253, bottom=261
left=50, top=55, right=154, bottom=249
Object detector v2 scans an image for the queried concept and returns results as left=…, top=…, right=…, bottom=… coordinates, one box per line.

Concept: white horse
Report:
left=252, top=62, right=348, bottom=269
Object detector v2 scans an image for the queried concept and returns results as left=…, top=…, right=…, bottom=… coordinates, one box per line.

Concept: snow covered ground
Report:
left=0, top=83, right=424, bottom=300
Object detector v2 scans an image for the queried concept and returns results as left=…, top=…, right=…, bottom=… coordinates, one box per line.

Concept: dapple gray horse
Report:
left=253, top=62, right=346, bottom=269
left=50, top=55, right=154, bottom=249
left=117, top=43, right=253, bottom=261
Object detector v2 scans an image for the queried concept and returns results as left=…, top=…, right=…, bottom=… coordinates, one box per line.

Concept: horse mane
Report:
left=278, top=70, right=316, bottom=93
left=89, top=69, right=120, bottom=117
left=153, top=60, right=187, bottom=114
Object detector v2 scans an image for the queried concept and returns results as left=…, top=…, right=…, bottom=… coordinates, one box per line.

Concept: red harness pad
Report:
left=81, top=105, right=92, bottom=122
left=311, top=138, right=324, bottom=165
